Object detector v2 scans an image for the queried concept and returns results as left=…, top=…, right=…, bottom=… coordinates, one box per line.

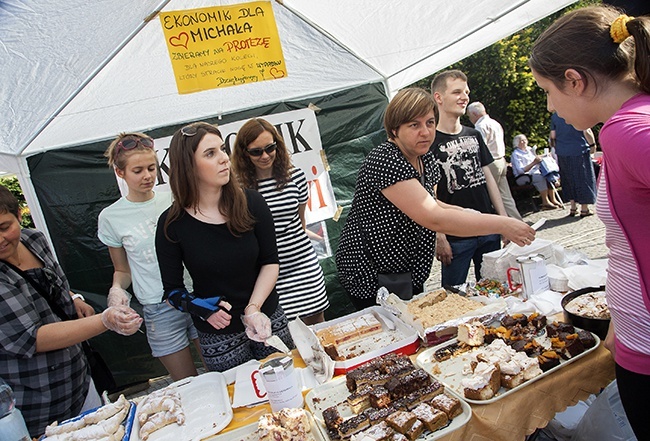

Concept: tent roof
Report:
left=0, top=0, right=575, bottom=160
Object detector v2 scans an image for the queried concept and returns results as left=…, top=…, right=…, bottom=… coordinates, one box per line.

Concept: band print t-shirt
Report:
left=431, top=126, right=495, bottom=241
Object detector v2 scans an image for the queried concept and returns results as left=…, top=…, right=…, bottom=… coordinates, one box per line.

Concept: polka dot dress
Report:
left=335, top=141, right=440, bottom=300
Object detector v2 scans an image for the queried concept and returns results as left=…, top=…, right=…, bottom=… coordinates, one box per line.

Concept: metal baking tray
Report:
left=415, top=327, right=600, bottom=404
left=305, top=376, right=471, bottom=440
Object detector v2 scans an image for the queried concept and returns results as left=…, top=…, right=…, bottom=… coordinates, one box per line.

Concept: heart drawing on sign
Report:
left=269, top=67, right=286, bottom=79
left=169, top=32, right=189, bottom=50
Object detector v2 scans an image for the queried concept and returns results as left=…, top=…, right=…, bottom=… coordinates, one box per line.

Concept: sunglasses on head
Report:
left=180, top=122, right=216, bottom=137
left=115, top=137, right=154, bottom=156
left=247, top=142, right=277, bottom=157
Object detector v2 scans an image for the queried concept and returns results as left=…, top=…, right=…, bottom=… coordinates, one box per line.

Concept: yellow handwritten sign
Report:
left=159, top=1, right=287, bottom=94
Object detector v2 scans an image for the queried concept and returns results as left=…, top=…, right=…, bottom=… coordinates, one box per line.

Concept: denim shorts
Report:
left=143, top=302, right=199, bottom=358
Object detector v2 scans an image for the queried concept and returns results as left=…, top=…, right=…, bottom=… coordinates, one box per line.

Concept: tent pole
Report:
left=16, top=0, right=174, bottom=157
left=13, top=157, right=58, bottom=258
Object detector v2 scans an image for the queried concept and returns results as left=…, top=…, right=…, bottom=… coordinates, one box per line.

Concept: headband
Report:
left=610, top=14, right=633, bottom=44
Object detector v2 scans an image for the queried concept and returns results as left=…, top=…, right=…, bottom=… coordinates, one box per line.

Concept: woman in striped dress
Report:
left=232, top=118, right=329, bottom=324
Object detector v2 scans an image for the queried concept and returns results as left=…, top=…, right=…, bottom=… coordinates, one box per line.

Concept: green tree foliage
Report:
left=413, top=0, right=599, bottom=156
left=0, top=176, right=35, bottom=228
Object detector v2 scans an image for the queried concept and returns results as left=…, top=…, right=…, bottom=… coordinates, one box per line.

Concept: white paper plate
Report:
left=415, top=328, right=600, bottom=404
left=130, top=371, right=232, bottom=441
left=305, top=376, right=471, bottom=440
left=209, top=411, right=326, bottom=441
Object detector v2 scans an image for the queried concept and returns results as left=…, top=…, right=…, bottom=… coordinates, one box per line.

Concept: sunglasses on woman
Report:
left=180, top=122, right=216, bottom=137
left=115, top=137, right=154, bottom=156
left=247, top=142, right=277, bottom=157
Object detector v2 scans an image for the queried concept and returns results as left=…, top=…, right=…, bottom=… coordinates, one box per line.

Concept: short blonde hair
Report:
left=104, top=132, right=154, bottom=170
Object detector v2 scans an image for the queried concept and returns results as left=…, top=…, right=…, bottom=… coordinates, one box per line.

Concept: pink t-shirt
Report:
left=597, top=167, right=650, bottom=374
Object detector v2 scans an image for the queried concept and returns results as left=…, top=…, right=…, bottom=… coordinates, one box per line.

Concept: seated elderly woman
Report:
left=510, top=134, right=562, bottom=210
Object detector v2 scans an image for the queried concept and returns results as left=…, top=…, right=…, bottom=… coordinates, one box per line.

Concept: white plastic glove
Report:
left=101, top=305, right=142, bottom=336
left=107, top=287, right=131, bottom=307
left=241, top=312, right=272, bottom=342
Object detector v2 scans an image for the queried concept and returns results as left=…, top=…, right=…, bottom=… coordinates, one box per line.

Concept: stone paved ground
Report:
left=425, top=203, right=607, bottom=289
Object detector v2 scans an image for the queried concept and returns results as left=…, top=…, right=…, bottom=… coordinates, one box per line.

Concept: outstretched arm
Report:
left=381, top=178, right=534, bottom=246
left=36, top=306, right=142, bottom=352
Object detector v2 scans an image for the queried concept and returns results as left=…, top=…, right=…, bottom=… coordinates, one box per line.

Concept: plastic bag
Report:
left=572, top=380, right=637, bottom=441
left=540, top=156, right=560, bottom=175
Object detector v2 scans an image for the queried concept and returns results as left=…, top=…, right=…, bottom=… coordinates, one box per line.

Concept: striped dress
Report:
left=257, top=167, right=329, bottom=320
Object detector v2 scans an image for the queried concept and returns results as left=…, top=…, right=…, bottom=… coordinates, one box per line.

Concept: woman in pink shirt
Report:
left=529, top=6, right=650, bottom=439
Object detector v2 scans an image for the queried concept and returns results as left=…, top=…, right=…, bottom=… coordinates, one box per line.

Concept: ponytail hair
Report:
left=530, top=5, right=650, bottom=94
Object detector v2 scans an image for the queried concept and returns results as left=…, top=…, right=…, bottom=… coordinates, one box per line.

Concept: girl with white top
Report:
left=98, top=133, right=201, bottom=381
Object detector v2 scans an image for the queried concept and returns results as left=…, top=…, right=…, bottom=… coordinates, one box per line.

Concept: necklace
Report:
left=15, top=246, right=22, bottom=266
left=9, top=244, right=24, bottom=268
left=417, top=157, right=426, bottom=186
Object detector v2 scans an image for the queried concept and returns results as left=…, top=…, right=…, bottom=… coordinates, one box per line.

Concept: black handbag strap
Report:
left=1, top=259, right=74, bottom=322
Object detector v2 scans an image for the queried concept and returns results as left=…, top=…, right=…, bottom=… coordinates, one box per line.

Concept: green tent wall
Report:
left=27, top=83, right=388, bottom=385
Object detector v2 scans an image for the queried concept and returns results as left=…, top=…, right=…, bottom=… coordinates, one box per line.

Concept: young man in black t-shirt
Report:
left=430, top=70, right=508, bottom=286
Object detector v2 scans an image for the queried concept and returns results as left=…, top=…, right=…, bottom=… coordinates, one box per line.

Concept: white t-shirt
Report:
left=98, top=191, right=189, bottom=304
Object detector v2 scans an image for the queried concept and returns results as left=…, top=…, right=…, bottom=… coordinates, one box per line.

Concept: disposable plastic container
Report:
left=573, top=379, right=637, bottom=441
left=0, top=378, right=31, bottom=441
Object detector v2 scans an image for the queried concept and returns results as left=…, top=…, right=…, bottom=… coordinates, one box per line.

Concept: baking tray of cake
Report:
left=378, top=289, right=508, bottom=347
left=129, top=371, right=232, bottom=441
left=305, top=376, right=472, bottom=441
left=308, top=306, right=420, bottom=376
left=209, top=410, right=326, bottom=441
left=415, top=318, right=600, bottom=405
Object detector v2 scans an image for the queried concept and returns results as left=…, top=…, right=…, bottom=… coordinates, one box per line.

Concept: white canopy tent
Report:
left=2, top=1, right=580, bottom=380
left=1, top=0, right=576, bottom=233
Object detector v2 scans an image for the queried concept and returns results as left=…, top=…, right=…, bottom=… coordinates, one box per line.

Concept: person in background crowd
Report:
left=0, top=185, right=142, bottom=437
left=510, top=134, right=563, bottom=210
left=530, top=6, right=650, bottom=439
left=98, top=133, right=201, bottom=381
left=467, top=101, right=523, bottom=220
left=430, top=70, right=510, bottom=287
left=232, top=118, right=329, bottom=325
left=156, top=122, right=294, bottom=372
left=336, top=88, right=535, bottom=310
left=549, top=113, right=597, bottom=217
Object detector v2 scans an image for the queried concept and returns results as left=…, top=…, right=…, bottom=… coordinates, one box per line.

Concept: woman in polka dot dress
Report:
left=335, top=88, right=535, bottom=310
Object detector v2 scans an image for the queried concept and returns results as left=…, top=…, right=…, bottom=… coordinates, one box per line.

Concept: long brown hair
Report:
left=164, top=122, right=254, bottom=238
left=231, top=118, right=292, bottom=190
left=530, top=5, right=650, bottom=94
